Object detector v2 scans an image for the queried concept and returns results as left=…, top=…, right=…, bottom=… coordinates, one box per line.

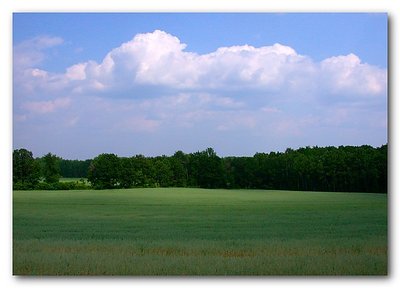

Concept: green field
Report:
left=13, top=188, right=387, bottom=275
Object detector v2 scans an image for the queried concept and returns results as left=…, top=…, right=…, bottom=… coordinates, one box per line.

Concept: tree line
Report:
left=13, top=150, right=89, bottom=190
left=13, top=144, right=387, bottom=193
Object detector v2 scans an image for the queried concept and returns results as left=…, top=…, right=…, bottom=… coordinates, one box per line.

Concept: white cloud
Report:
left=66, top=63, right=87, bottom=80
left=31, top=68, right=48, bottom=78
left=14, top=30, right=387, bottom=104
left=14, top=31, right=305, bottom=95
left=14, top=35, right=64, bottom=69
left=13, top=30, right=387, bottom=157
left=320, top=53, right=387, bottom=97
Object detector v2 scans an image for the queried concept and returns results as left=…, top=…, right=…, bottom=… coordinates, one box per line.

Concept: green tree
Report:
left=88, top=153, right=121, bottom=189
left=170, top=151, right=189, bottom=187
left=118, top=157, right=136, bottom=188
left=59, top=159, right=91, bottom=178
left=42, top=153, right=61, bottom=183
left=189, top=148, right=225, bottom=188
left=13, top=148, right=40, bottom=189
left=153, top=156, right=173, bottom=187
left=133, top=155, right=154, bottom=187
left=229, top=156, right=256, bottom=189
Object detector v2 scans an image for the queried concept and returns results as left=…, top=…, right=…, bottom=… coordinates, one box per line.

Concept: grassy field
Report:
left=13, top=188, right=387, bottom=275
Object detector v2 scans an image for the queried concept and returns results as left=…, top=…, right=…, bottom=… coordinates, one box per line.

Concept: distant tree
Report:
left=189, top=148, right=225, bottom=188
left=171, top=151, right=188, bottom=187
left=80, top=145, right=387, bottom=192
left=119, top=157, right=139, bottom=188
left=13, top=148, right=40, bottom=189
left=133, top=155, right=154, bottom=187
left=59, top=159, right=91, bottom=178
left=153, top=156, right=174, bottom=187
left=228, top=156, right=256, bottom=189
left=42, top=153, right=61, bottom=183
left=87, top=153, right=121, bottom=189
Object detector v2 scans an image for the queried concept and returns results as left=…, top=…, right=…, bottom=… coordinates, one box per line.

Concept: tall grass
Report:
left=13, top=188, right=387, bottom=275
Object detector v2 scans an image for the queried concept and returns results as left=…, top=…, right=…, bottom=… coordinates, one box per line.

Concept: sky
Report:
left=13, top=13, right=388, bottom=160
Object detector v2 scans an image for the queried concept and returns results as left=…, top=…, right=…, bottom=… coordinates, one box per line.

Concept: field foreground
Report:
left=13, top=188, right=387, bottom=275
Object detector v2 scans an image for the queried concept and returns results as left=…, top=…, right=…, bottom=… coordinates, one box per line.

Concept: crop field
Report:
left=13, top=188, right=387, bottom=275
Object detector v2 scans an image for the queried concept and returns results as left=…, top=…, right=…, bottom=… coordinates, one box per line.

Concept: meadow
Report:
left=13, top=188, right=387, bottom=275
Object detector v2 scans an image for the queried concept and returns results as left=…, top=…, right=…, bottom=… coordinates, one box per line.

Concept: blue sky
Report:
left=13, top=13, right=387, bottom=159
left=14, top=13, right=387, bottom=69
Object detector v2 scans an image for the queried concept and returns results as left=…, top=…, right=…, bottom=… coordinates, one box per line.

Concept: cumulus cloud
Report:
left=13, top=30, right=387, bottom=157
left=14, top=30, right=386, bottom=102
left=60, top=31, right=315, bottom=95
left=66, top=63, right=87, bottom=81
left=55, top=31, right=383, bottom=99
left=319, top=53, right=387, bottom=97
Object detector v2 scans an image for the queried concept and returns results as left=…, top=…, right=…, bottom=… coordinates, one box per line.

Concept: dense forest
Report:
left=13, top=144, right=387, bottom=193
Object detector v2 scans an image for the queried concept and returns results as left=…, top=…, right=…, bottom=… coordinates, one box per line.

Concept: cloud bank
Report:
left=13, top=30, right=387, bottom=158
